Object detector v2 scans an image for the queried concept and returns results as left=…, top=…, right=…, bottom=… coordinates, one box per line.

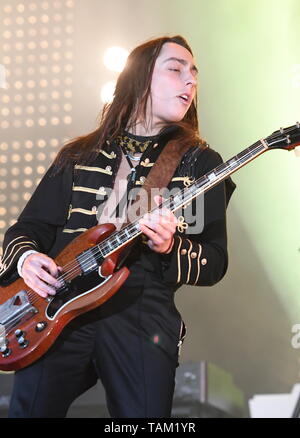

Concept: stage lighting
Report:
left=103, top=46, right=128, bottom=73
left=100, top=81, right=116, bottom=104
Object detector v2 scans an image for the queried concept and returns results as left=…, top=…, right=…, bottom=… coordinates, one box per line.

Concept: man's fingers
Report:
left=39, top=256, right=61, bottom=278
left=24, top=274, right=57, bottom=298
left=36, top=268, right=61, bottom=288
left=139, top=222, right=172, bottom=246
left=23, top=253, right=62, bottom=297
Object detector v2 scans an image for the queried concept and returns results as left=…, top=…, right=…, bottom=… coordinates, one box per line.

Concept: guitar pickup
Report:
left=76, top=249, right=103, bottom=275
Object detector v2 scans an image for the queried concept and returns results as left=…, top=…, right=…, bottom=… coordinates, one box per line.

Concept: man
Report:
left=0, top=35, right=235, bottom=417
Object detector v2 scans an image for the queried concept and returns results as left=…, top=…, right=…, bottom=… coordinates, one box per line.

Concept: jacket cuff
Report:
left=0, top=236, right=38, bottom=283
left=17, top=249, right=38, bottom=277
left=161, top=235, right=204, bottom=286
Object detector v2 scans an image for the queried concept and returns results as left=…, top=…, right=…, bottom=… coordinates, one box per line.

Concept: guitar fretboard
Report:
left=78, top=139, right=268, bottom=272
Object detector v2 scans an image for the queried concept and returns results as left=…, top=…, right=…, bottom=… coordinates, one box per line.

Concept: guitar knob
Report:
left=17, top=336, right=29, bottom=348
left=35, top=321, right=47, bottom=332
left=15, top=329, right=24, bottom=338
left=1, top=344, right=11, bottom=358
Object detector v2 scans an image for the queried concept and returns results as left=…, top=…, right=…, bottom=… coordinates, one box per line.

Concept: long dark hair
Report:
left=54, top=35, right=204, bottom=171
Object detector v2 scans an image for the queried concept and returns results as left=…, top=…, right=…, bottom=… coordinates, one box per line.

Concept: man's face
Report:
left=148, top=42, right=198, bottom=126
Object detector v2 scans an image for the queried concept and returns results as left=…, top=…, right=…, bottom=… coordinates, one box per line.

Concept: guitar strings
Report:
left=1, top=141, right=267, bottom=329
left=1, top=132, right=295, bottom=335
left=26, top=126, right=296, bottom=291
left=3, top=126, right=300, bottom=333
left=49, top=140, right=267, bottom=282
left=1, top=140, right=268, bottom=333
left=48, top=139, right=267, bottom=281
left=21, top=155, right=250, bottom=300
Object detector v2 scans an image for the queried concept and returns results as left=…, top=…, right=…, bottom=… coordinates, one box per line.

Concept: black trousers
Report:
left=8, top=271, right=182, bottom=418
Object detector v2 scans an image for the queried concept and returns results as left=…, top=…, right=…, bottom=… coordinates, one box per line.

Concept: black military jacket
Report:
left=0, top=128, right=235, bottom=291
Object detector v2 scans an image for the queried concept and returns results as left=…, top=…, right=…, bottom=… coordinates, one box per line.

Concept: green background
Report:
left=1, top=0, right=300, bottom=412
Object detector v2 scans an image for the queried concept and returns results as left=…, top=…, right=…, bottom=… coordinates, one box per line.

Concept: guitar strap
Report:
left=125, top=137, right=197, bottom=223
left=112, top=137, right=197, bottom=269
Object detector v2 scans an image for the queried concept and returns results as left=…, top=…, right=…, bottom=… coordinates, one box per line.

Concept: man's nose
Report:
left=185, top=74, right=197, bottom=87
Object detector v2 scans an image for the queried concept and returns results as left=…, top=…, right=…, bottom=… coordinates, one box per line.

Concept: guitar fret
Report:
left=215, top=163, right=227, bottom=175
left=101, top=246, right=110, bottom=257
left=91, top=246, right=103, bottom=258
left=207, top=171, right=217, bottom=183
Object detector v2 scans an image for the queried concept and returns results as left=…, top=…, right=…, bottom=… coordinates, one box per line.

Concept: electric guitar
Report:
left=0, top=123, right=300, bottom=372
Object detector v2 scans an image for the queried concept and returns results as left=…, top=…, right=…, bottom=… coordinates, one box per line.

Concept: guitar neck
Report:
left=169, top=138, right=268, bottom=214
left=91, top=138, right=268, bottom=261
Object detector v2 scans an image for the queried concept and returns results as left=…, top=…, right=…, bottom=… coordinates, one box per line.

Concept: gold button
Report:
left=92, top=206, right=97, bottom=213
left=201, top=258, right=207, bottom=265
left=153, top=143, right=158, bottom=148
left=191, top=252, right=197, bottom=259
left=140, top=176, right=145, bottom=183
left=105, top=166, right=112, bottom=171
left=144, top=158, right=150, bottom=164
left=181, top=249, right=187, bottom=255
left=98, top=186, right=106, bottom=196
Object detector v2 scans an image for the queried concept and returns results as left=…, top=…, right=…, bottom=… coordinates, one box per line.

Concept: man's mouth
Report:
left=178, top=94, right=191, bottom=105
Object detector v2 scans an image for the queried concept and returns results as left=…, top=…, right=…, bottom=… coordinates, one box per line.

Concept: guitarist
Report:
left=0, top=35, right=235, bottom=418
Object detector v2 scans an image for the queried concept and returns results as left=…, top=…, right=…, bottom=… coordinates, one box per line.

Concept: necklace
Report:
left=127, top=153, right=141, bottom=161
left=117, top=133, right=155, bottom=158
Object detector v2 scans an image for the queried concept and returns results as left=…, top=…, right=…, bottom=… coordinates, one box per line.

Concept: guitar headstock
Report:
left=264, top=122, right=300, bottom=151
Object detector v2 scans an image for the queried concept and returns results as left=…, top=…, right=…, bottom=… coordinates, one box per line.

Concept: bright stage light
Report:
left=103, top=46, right=129, bottom=73
left=100, top=81, right=116, bottom=104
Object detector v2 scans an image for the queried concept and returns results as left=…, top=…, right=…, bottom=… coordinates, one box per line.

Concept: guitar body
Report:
left=0, top=224, right=130, bottom=372
left=1, top=122, right=299, bottom=372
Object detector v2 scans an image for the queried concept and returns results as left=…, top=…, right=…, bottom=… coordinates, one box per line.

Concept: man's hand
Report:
left=139, top=195, right=178, bottom=254
left=22, top=253, right=63, bottom=298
